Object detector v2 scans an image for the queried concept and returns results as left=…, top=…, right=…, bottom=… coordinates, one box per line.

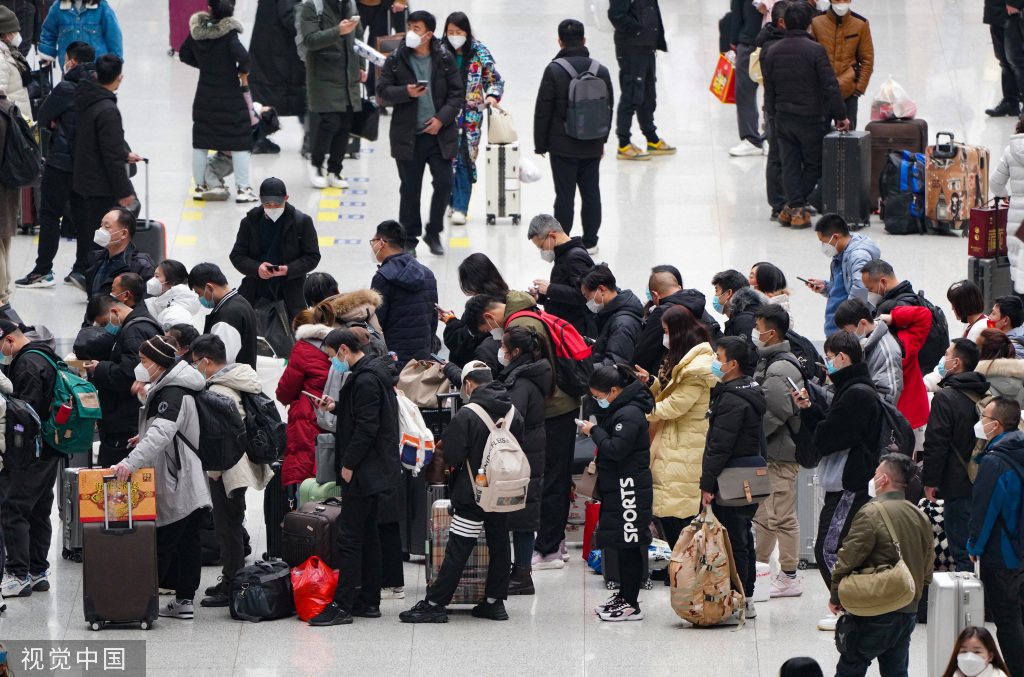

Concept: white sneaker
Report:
left=30, top=571, right=50, bottom=592
left=327, top=173, right=348, bottom=189
left=763, top=141, right=770, bottom=156
left=235, top=187, right=259, bottom=203
left=559, top=539, right=570, bottom=562
left=770, top=572, right=803, bottom=598
left=309, top=165, right=328, bottom=189
left=598, top=600, right=643, bottom=622
left=1, top=573, right=31, bottom=598
left=446, top=205, right=453, bottom=218
left=450, top=211, right=467, bottom=225
left=594, top=593, right=623, bottom=614
left=745, top=600, right=757, bottom=618
left=586, top=245, right=600, bottom=256
left=202, top=186, right=230, bottom=201
left=729, top=139, right=765, bottom=157
left=818, top=613, right=838, bottom=631
left=381, top=587, right=405, bottom=600
left=531, top=550, right=565, bottom=570
left=159, top=598, right=195, bottom=619
left=158, top=587, right=176, bottom=596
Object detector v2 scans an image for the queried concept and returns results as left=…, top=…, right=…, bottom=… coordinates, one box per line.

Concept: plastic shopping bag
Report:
left=519, top=156, right=542, bottom=184
left=587, top=548, right=603, bottom=574
left=291, top=556, right=340, bottom=621
left=709, top=51, right=736, bottom=104
left=870, top=75, right=917, bottom=120
left=648, top=538, right=672, bottom=570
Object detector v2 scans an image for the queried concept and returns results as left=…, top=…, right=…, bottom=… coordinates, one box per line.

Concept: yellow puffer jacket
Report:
left=648, top=343, right=717, bottom=520
left=811, top=9, right=874, bottom=100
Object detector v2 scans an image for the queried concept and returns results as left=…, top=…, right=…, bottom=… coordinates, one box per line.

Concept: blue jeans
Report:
left=942, top=496, right=974, bottom=572
left=192, top=148, right=251, bottom=191
left=450, top=149, right=472, bottom=213
left=835, top=611, right=917, bottom=677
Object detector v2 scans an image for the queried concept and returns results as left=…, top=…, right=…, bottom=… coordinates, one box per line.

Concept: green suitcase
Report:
left=298, top=478, right=342, bottom=507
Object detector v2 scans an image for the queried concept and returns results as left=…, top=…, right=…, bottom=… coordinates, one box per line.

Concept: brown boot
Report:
left=790, top=207, right=811, bottom=229
left=507, top=565, right=535, bottom=596
left=778, top=206, right=793, bottom=227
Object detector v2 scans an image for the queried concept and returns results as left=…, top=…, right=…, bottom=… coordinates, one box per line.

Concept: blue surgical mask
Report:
left=331, top=357, right=349, bottom=374
left=711, top=359, right=725, bottom=379
left=826, top=358, right=838, bottom=375
left=595, top=397, right=610, bottom=409
left=937, top=357, right=950, bottom=378
left=712, top=293, right=724, bottom=314
left=645, top=288, right=652, bottom=302
left=200, top=296, right=214, bottom=309
left=105, top=320, right=120, bottom=335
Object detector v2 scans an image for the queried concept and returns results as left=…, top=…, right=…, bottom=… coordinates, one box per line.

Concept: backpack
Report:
left=881, top=290, right=950, bottom=373
left=669, top=505, right=746, bottom=626
left=25, top=351, right=102, bottom=455
left=340, top=319, right=387, bottom=357
left=852, top=384, right=916, bottom=458
left=880, top=151, right=927, bottom=235
left=790, top=380, right=831, bottom=468
left=396, top=389, right=434, bottom=474
left=953, top=389, right=993, bottom=483
left=0, top=101, right=41, bottom=188
left=0, top=391, right=40, bottom=471
left=506, top=309, right=593, bottom=397
left=172, top=387, right=248, bottom=472
left=553, top=58, right=611, bottom=141
left=464, top=403, right=530, bottom=512
left=986, top=451, right=1024, bottom=559
left=239, top=391, right=287, bottom=464
left=781, top=330, right=828, bottom=385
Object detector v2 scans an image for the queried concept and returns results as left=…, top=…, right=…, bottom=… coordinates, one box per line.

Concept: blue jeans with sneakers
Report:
left=192, top=148, right=251, bottom=191
left=450, top=152, right=472, bottom=214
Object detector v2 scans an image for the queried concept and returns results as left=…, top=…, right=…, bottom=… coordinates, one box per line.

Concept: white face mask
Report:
left=663, top=334, right=670, bottom=349
left=586, top=290, right=604, bottom=314
left=867, top=291, right=882, bottom=306
left=975, top=419, right=995, bottom=440
left=957, top=653, right=988, bottom=677
left=540, top=247, right=555, bottom=263
left=134, top=362, right=152, bottom=383
left=867, top=474, right=884, bottom=498
left=146, top=277, right=165, bottom=297
left=816, top=0, right=831, bottom=10
left=751, top=327, right=769, bottom=348
left=447, top=34, right=466, bottom=50
left=264, top=207, right=284, bottom=222
left=8, top=33, right=21, bottom=49
left=487, top=318, right=503, bottom=341
left=405, top=31, right=423, bottom=49
left=820, top=235, right=839, bottom=258
left=497, top=348, right=510, bottom=366
left=93, top=229, right=112, bottom=247
left=831, top=3, right=850, bottom=16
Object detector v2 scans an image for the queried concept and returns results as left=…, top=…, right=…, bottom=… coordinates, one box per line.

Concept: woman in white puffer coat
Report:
left=990, top=121, right=1024, bottom=292
left=144, top=259, right=202, bottom=330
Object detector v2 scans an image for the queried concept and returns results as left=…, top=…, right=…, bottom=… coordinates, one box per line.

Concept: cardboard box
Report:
left=78, top=468, right=157, bottom=523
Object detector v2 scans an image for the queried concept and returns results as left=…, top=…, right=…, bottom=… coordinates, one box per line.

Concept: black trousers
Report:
left=764, top=115, right=785, bottom=211
left=613, top=546, right=644, bottom=606
left=378, top=521, right=405, bottom=588
left=535, top=410, right=578, bottom=556
left=835, top=611, right=917, bottom=677
left=615, top=47, right=658, bottom=148
left=427, top=508, right=510, bottom=605
left=844, top=95, right=859, bottom=131
left=549, top=155, right=601, bottom=249
left=775, top=114, right=827, bottom=210
left=311, top=110, right=354, bottom=175
left=981, top=565, right=1024, bottom=677
left=396, top=134, right=452, bottom=244
left=34, top=166, right=92, bottom=275
left=332, top=493, right=381, bottom=611
left=0, top=455, right=61, bottom=578
left=716, top=502, right=757, bottom=597
left=156, top=508, right=204, bottom=601
left=994, top=17, right=1024, bottom=103
left=656, top=515, right=694, bottom=552
left=209, top=478, right=247, bottom=582
left=816, top=489, right=871, bottom=590
left=85, top=195, right=118, bottom=233
left=97, top=432, right=133, bottom=467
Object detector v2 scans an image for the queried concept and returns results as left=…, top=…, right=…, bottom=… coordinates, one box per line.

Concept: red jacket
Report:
left=891, top=306, right=932, bottom=428
left=275, top=325, right=331, bottom=486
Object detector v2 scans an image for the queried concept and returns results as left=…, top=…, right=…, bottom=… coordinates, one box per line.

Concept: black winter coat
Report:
left=591, top=379, right=654, bottom=550
left=923, top=371, right=990, bottom=499
left=83, top=242, right=156, bottom=302
left=335, top=354, right=402, bottom=497
left=179, top=13, right=252, bottom=152
left=984, top=0, right=1022, bottom=25
left=755, top=23, right=785, bottom=51
left=799, top=362, right=883, bottom=492
left=73, top=325, right=116, bottom=361
left=230, top=203, right=322, bottom=320
left=730, top=0, right=763, bottom=46
left=92, top=307, right=161, bottom=436
left=872, top=280, right=917, bottom=316
left=441, top=381, right=525, bottom=518
left=539, top=236, right=593, bottom=334
left=593, top=289, right=644, bottom=366
left=371, top=252, right=438, bottom=367
left=376, top=39, right=464, bottom=161
left=724, top=287, right=763, bottom=341
left=500, top=356, right=551, bottom=532
left=700, top=376, right=767, bottom=493
left=609, top=0, right=667, bottom=52
left=247, top=0, right=307, bottom=116
left=72, top=77, right=133, bottom=199
left=762, top=30, right=846, bottom=121
left=533, top=45, right=614, bottom=159
left=634, top=289, right=723, bottom=374
left=204, top=290, right=259, bottom=369
left=37, top=61, right=94, bottom=173
left=9, top=341, right=62, bottom=459
left=442, top=314, right=500, bottom=375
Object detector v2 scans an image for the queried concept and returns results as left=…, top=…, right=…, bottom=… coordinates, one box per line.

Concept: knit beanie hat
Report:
left=0, top=8, right=20, bottom=35
left=139, top=336, right=178, bottom=369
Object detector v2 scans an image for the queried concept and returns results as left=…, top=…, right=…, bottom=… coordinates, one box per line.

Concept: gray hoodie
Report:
left=206, top=363, right=274, bottom=495
left=862, top=321, right=904, bottom=405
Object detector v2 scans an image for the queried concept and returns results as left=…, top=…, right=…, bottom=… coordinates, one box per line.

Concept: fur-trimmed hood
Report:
left=730, top=287, right=765, bottom=318
left=327, top=288, right=383, bottom=331
left=978, top=358, right=1024, bottom=379
left=294, top=322, right=332, bottom=342
left=189, top=12, right=244, bottom=41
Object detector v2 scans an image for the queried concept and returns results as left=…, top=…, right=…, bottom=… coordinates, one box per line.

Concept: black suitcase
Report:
left=822, top=130, right=872, bottom=228
left=969, top=256, right=1014, bottom=311
left=865, top=118, right=928, bottom=208
left=130, top=160, right=165, bottom=264
left=262, top=461, right=294, bottom=560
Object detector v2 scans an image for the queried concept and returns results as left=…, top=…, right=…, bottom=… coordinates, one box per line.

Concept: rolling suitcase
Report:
left=796, top=467, right=822, bottom=569
left=281, top=497, right=343, bottom=569
left=297, top=477, right=342, bottom=507
left=82, top=476, right=159, bottom=630
left=822, top=130, right=871, bottom=229
left=405, top=395, right=459, bottom=555
left=485, top=142, right=521, bottom=225
left=426, top=499, right=488, bottom=604
left=60, top=452, right=92, bottom=563
left=262, top=461, right=294, bottom=560
left=168, top=0, right=208, bottom=55
left=924, top=132, right=990, bottom=235
left=865, top=118, right=928, bottom=208
left=969, top=256, right=1013, bottom=312
left=132, top=160, right=166, bottom=264
left=927, top=568, right=985, bottom=676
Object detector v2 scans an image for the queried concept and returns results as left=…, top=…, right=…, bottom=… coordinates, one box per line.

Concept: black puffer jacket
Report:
left=73, top=325, right=116, bottom=361
left=37, top=61, right=94, bottom=173
left=83, top=242, right=156, bottom=302
left=923, top=371, right=991, bottom=499
left=608, top=0, right=667, bottom=52
left=540, top=236, right=594, bottom=334
left=335, top=354, right=402, bottom=497
left=634, top=289, right=723, bottom=374
left=762, top=30, right=847, bottom=121
left=872, top=279, right=916, bottom=315
left=9, top=341, right=62, bottom=459
left=230, top=203, right=322, bottom=320
left=371, top=252, right=439, bottom=367
left=500, top=356, right=551, bottom=532
left=247, top=0, right=307, bottom=116
left=92, top=307, right=161, bottom=436
left=700, top=376, right=767, bottom=493
left=592, top=379, right=654, bottom=550
left=724, top=287, right=764, bottom=340
left=533, top=45, right=614, bottom=159
left=592, top=289, right=644, bottom=366
left=442, top=314, right=500, bottom=375
left=441, top=380, right=525, bottom=519
left=754, top=21, right=784, bottom=53
left=730, top=0, right=763, bottom=46
left=73, top=77, right=133, bottom=199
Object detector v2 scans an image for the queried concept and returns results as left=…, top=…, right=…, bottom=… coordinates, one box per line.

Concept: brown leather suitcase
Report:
left=281, top=497, right=343, bottom=570
left=82, top=476, right=159, bottom=631
left=866, top=118, right=929, bottom=208
left=924, top=132, right=990, bottom=235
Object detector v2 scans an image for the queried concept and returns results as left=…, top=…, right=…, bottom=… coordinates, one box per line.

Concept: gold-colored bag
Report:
left=838, top=503, right=916, bottom=616
left=396, top=360, right=450, bottom=408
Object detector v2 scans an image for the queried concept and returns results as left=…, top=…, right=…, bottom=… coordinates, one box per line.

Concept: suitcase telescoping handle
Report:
left=101, top=474, right=133, bottom=531
left=142, top=157, right=150, bottom=229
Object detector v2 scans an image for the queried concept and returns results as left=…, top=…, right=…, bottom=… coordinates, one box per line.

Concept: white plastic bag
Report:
left=519, top=156, right=542, bottom=184
left=871, top=75, right=917, bottom=121
left=396, top=390, right=434, bottom=474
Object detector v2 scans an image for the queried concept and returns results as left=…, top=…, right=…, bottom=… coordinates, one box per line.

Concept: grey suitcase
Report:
left=796, top=467, right=823, bottom=569
left=969, top=256, right=1013, bottom=312
left=927, top=569, right=985, bottom=676
left=59, top=451, right=92, bottom=563
left=822, top=130, right=872, bottom=229
left=484, top=142, right=521, bottom=225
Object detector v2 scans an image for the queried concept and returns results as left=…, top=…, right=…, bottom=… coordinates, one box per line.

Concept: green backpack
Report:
left=27, top=350, right=102, bottom=454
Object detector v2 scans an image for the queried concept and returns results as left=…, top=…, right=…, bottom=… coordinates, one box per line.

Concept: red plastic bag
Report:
left=582, top=500, right=601, bottom=561
left=291, top=556, right=339, bottom=621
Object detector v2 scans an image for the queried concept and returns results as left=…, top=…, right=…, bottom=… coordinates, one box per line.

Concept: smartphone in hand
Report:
left=301, top=390, right=324, bottom=408
left=429, top=353, right=447, bottom=364
left=786, top=376, right=800, bottom=393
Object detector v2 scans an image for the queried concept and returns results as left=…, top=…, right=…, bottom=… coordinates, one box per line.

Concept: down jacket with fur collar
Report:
left=275, top=322, right=331, bottom=485
left=327, top=288, right=384, bottom=333
left=724, top=287, right=764, bottom=341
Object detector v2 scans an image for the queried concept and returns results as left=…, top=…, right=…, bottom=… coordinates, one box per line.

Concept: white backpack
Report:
left=464, top=404, right=530, bottom=513
left=396, top=390, right=434, bottom=475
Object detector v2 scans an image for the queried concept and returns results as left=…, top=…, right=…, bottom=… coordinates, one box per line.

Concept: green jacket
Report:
left=298, top=0, right=364, bottom=113
left=829, top=491, right=934, bottom=613
left=502, top=291, right=580, bottom=418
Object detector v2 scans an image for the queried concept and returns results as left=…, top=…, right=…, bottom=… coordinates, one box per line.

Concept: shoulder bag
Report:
left=837, top=502, right=917, bottom=616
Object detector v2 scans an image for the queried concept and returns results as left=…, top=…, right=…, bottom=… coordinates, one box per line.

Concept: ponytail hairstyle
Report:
left=502, top=326, right=556, bottom=398
left=312, top=299, right=337, bottom=327
left=589, top=363, right=637, bottom=394
left=207, top=0, right=235, bottom=20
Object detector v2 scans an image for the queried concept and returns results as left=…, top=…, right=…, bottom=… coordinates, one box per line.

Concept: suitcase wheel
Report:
left=167, top=49, right=175, bottom=57
left=62, top=548, right=70, bottom=560
left=486, top=214, right=496, bottom=225
left=72, top=552, right=82, bottom=563
left=90, top=621, right=102, bottom=631
left=797, top=560, right=810, bottom=570
left=140, top=620, right=152, bottom=630
left=511, top=215, right=520, bottom=226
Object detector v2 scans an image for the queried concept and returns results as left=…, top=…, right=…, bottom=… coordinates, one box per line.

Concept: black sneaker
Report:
left=200, top=590, right=229, bottom=607
left=987, top=99, right=1020, bottom=117
left=769, top=209, right=780, bottom=222
left=64, top=271, right=86, bottom=292
left=404, top=241, right=418, bottom=258
left=308, top=602, right=353, bottom=626
left=15, top=271, right=55, bottom=288
left=471, top=599, right=509, bottom=621
left=204, top=578, right=227, bottom=597
left=399, top=599, right=448, bottom=623
left=252, top=138, right=281, bottom=155
left=423, top=236, right=445, bottom=256
left=351, top=603, right=381, bottom=618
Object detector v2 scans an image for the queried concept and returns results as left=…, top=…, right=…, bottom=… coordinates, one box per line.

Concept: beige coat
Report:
left=206, top=363, right=274, bottom=495
left=977, top=358, right=1024, bottom=408
left=0, top=40, right=30, bottom=119
left=648, top=343, right=717, bottom=520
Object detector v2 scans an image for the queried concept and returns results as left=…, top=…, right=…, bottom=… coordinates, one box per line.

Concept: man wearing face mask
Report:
left=82, top=207, right=155, bottom=302
left=986, top=295, right=1024, bottom=359
left=805, top=214, right=880, bottom=336
left=230, top=177, right=321, bottom=359
left=827, top=454, right=933, bottom=677
left=188, top=263, right=258, bottom=369
left=810, top=0, right=874, bottom=130
left=579, top=264, right=643, bottom=367
left=968, top=396, right=1024, bottom=677
left=527, top=213, right=593, bottom=335
left=834, top=298, right=903, bottom=405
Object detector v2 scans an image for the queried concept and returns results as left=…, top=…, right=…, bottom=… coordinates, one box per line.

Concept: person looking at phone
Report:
left=805, top=214, right=880, bottom=337
left=188, top=262, right=258, bottom=369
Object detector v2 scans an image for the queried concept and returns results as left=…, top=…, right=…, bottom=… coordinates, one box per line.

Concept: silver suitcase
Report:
left=927, top=569, right=985, bottom=676
left=484, top=143, right=521, bottom=225
left=796, top=467, right=823, bottom=569
left=60, top=467, right=85, bottom=562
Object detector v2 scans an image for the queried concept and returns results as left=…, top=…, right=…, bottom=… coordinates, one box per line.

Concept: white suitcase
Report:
left=796, top=467, right=823, bottom=568
left=927, top=569, right=985, bottom=677
left=485, top=143, right=521, bottom=225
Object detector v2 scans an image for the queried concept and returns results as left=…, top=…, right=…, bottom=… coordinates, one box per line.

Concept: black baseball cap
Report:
left=259, top=177, right=287, bottom=205
left=0, top=319, right=20, bottom=338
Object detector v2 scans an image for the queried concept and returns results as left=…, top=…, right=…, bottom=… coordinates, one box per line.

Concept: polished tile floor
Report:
left=0, top=0, right=1007, bottom=674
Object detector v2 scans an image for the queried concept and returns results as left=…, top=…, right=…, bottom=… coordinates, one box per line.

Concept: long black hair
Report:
left=441, top=11, right=474, bottom=54
left=458, top=253, right=508, bottom=297
left=502, top=326, right=556, bottom=398
left=207, top=0, right=235, bottom=20
left=589, top=364, right=637, bottom=394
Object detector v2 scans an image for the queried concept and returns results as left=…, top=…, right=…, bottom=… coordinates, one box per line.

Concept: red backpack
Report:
left=506, top=309, right=594, bottom=397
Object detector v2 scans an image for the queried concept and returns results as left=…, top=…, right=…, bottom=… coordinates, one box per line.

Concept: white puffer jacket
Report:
left=144, top=284, right=202, bottom=331
left=990, top=134, right=1024, bottom=292
left=0, top=40, right=30, bottom=120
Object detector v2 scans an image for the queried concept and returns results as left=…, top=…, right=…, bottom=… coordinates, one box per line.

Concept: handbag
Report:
left=837, top=502, right=917, bottom=616
left=396, top=359, right=450, bottom=408
left=351, top=97, right=380, bottom=142
left=487, top=103, right=518, bottom=144
left=715, top=429, right=771, bottom=507
left=575, top=460, right=600, bottom=501
left=709, top=52, right=736, bottom=104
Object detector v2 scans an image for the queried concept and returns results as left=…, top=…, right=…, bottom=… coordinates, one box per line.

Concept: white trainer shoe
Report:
left=729, top=139, right=765, bottom=157
left=531, top=550, right=565, bottom=570
left=818, top=613, right=838, bottom=631
left=770, top=572, right=803, bottom=598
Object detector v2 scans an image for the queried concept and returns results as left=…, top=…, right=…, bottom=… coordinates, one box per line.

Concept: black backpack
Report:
left=790, top=381, right=831, bottom=469
left=881, top=291, right=950, bottom=373
left=554, top=58, right=611, bottom=141
left=783, top=329, right=828, bottom=386
left=240, top=391, right=287, bottom=464
left=172, top=387, right=248, bottom=472
left=852, top=384, right=915, bottom=458
left=0, top=392, right=41, bottom=470
left=0, top=101, right=41, bottom=188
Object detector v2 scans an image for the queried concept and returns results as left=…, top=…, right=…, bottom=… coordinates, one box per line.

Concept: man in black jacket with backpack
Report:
left=527, top=213, right=594, bottom=335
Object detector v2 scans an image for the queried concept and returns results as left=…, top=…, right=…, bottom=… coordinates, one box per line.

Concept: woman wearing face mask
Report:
left=578, top=364, right=654, bottom=621
left=495, top=327, right=554, bottom=595
left=441, top=12, right=503, bottom=226
left=633, top=306, right=715, bottom=551
left=0, top=8, right=32, bottom=121
left=750, top=262, right=795, bottom=329
left=940, top=626, right=1011, bottom=677
left=974, top=329, right=1024, bottom=406
left=144, top=259, right=202, bottom=331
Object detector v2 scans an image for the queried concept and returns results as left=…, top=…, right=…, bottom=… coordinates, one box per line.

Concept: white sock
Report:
left=486, top=598, right=497, bottom=604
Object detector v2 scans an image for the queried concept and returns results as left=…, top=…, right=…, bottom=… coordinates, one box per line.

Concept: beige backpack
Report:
left=669, top=505, right=746, bottom=627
